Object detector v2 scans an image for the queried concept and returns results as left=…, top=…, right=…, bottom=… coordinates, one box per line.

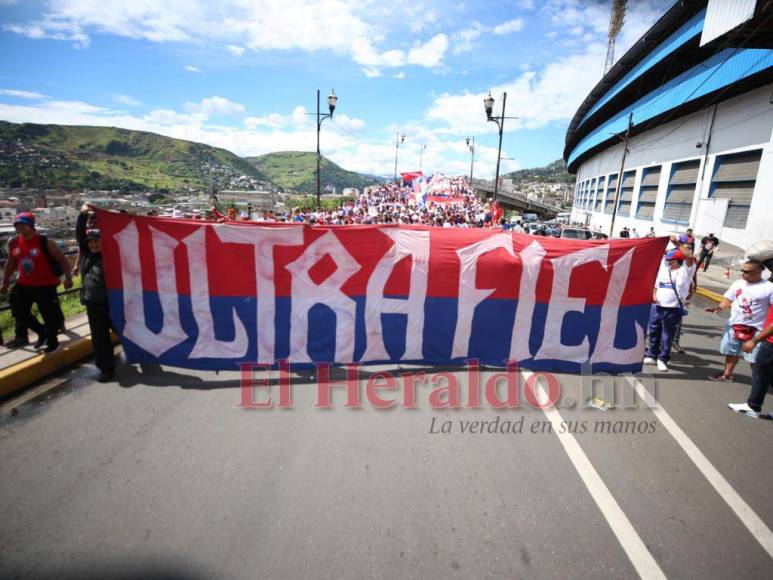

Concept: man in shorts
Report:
left=705, top=260, right=773, bottom=381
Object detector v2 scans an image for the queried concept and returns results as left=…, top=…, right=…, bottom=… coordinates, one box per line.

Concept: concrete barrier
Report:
left=695, top=286, right=723, bottom=304
left=0, top=336, right=95, bottom=398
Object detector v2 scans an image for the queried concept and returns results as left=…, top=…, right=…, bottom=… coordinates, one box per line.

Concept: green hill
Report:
left=246, top=151, right=381, bottom=194
left=0, top=121, right=270, bottom=192
left=504, top=159, right=573, bottom=184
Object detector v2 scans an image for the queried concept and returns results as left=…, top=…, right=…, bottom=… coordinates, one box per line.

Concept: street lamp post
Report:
left=419, top=144, right=427, bottom=171
left=316, top=89, right=337, bottom=209
left=483, top=91, right=517, bottom=201
left=393, top=133, right=405, bottom=182
left=466, top=136, right=475, bottom=182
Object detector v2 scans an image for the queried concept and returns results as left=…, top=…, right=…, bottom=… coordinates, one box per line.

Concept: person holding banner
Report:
left=644, top=249, right=692, bottom=371
left=76, top=204, right=116, bottom=382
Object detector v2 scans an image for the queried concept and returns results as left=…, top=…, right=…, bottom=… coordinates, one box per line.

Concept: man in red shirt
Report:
left=729, top=256, right=773, bottom=418
left=0, top=213, right=73, bottom=353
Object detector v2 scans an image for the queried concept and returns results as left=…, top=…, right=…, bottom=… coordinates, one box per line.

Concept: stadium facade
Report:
left=565, top=0, right=772, bottom=249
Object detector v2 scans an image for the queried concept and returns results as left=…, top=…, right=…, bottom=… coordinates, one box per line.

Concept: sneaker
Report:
left=96, top=371, right=114, bottom=383
left=708, top=372, right=733, bottom=382
left=657, top=359, right=668, bottom=372
left=643, top=357, right=656, bottom=364
left=43, top=343, right=61, bottom=354
left=672, top=343, right=685, bottom=354
left=728, top=403, right=761, bottom=418
left=33, top=334, right=46, bottom=350
left=4, top=337, right=29, bottom=348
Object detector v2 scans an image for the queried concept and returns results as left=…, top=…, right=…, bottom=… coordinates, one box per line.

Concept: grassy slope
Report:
left=0, top=121, right=266, bottom=191
left=246, top=151, right=379, bottom=194
left=504, top=159, right=574, bottom=184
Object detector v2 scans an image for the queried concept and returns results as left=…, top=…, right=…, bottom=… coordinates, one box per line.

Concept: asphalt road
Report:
left=1, top=297, right=772, bottom=579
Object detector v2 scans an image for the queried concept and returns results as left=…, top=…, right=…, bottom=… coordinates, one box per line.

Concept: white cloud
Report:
left=184, top=65, right=202, bottom=73
left=3, top=0, right=452, bottom=70
left=112, top=94, right=141, bottom=107
left=426, top=42, right=608, bottom=135
left=0, top=89, right=47, bottom=99
left=491, top=19, right=523, bottom=35
left=184, top=96, right=245, bottom=117
left=407, top=33, right=448, bottom=68
left=244, top=113, right=287, bottom=129
left=393, top=71, right=405, bottom=79
left=362, top=67, right=382, bottom=78
left=518, top=0, right=535, bottom=9
left=452, top=22, right=483, bottom=55
left=225, top=44, right=244, bottom=57
left=334, top=114, right=366, bottom=132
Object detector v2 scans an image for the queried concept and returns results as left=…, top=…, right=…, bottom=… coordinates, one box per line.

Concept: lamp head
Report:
left=484, top=91, right=495, bottom=120
left=327, top=89, right=337, bottom=114
left=466, top=137, right=470, bottom=147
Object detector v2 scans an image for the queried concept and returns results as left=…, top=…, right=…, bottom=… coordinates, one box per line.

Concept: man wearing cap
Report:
left=644, top=249, right=692, bottom=371
left=77, top=203, right=115, bottom=381
left=0, top=212, right=73, bottom=353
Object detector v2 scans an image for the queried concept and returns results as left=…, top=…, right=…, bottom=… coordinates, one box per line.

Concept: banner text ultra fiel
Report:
left=98, top=211, right=667, bottom=373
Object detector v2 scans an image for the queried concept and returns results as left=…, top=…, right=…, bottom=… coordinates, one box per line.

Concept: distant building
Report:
left=218, top=190, right=276, bottom=211
left=565, top=0, right=772, bottom=248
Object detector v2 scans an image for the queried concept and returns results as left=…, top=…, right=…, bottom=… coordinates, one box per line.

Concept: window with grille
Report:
left=595, top=176, right=606, bottom=212
left=604, top=174, right=618, bottom=214
left=663, top=160, right=699, bottom=224
left=710, top=150, right=761, bottom=230
left=587, top=178, right=596, bottom=210
left=616, top=171, right=635, bottom=217
left=636, top=165, right=661, bottom=220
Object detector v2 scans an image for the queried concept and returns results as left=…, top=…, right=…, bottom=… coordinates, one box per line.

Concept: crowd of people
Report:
left=1, top=178, right=772, bottom=418
left=212, top=177, right=508, bottom=229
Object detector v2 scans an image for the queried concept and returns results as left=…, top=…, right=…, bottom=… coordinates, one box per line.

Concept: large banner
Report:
left=98, top=210, right=667, bottom=373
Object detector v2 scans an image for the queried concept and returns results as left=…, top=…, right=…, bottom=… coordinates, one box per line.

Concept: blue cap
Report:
left=678, top=234, right=690, bottom=244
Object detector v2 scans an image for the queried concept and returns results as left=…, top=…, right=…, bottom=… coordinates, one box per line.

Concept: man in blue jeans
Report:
left=728, top=306, right=773, bottom=419
left=644, top=249, right=692, bottom=372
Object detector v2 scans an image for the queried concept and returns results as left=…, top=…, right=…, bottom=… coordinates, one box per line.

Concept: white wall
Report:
left=572, top=83, right=773, bottom=247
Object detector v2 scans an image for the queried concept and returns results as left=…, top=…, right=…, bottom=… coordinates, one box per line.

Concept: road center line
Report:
left=523, top=371, right=667, bottom=579
left=625, top=375, right=773, bottom=560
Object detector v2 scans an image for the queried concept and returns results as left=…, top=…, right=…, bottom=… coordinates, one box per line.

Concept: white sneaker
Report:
left=728, top=403, right=761, bottom=418
left=643, top=357, right=656, bottom=365
left=656, top=359, right=668, bottom=372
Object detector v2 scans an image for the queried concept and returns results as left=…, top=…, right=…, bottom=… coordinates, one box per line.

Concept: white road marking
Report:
left=626, top=375, right=773, bottom=560
left=524, top=371, right=667, bottom=579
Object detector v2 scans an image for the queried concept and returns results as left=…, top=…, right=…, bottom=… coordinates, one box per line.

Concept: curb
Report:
left=695, top=286, right=723, bottom=303
left=0, top=336, right=95, bottom=399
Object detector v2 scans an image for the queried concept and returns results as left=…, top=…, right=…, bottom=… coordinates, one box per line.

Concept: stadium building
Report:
left=565, top=0, right=772, bottom=249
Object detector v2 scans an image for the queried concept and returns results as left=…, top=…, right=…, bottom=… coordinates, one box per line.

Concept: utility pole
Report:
left=394, top=133, right=405, bottom=182
left=609, top=112, right=633, bottom=237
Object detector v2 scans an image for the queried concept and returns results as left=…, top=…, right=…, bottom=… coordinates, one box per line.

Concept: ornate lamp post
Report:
left=316, top=89, right=337, bottom=209
left=483, top=91, right=517, bottom=201
left=394, top=133, right=405, bottom=182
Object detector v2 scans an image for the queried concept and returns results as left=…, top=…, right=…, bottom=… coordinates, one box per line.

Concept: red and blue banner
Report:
left=98, top=210, right=667, bottom=373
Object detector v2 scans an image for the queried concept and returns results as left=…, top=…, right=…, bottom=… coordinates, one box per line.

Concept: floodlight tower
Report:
left=604, top=0, right=627, bottom=74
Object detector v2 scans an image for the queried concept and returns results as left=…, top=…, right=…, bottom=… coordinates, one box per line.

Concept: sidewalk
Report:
left=0, top=313, right=91, bottom=370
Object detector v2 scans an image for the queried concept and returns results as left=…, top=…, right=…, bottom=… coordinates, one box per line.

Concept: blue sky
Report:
left=0, top=0, right=671, bottom=178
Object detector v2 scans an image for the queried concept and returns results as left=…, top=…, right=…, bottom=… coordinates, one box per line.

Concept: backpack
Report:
left=9, top=234, right=64, bottom=278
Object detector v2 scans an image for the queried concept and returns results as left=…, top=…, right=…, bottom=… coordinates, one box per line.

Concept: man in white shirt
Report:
left=644, top=249, right=692, bottom=371
left=705, top=260, right=773, bottom=381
